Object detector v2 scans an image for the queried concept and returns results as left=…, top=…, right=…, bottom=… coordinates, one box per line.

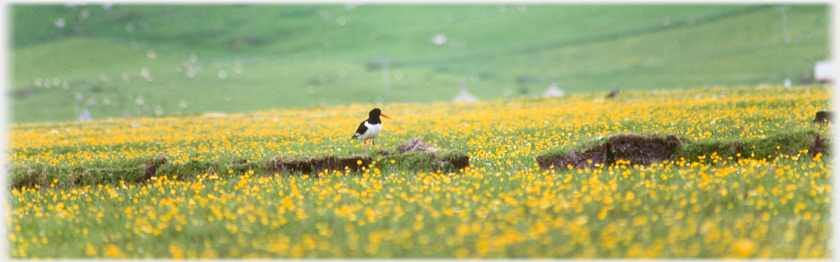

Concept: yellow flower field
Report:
left=6, top=85, right=833, bottom=258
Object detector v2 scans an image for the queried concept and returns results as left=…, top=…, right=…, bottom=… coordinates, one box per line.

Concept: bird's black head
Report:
left=368, top=108, right=391, bottom=122
left=369, top=108, right=382, bottom=118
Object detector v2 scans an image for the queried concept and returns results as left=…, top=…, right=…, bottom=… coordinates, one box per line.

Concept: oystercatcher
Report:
left=352, top=108, right=391, bottom=153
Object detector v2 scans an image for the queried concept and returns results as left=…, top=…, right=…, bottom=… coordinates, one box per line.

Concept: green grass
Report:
left=9, top=4, right=831, bottom=123
left=9, top=147, right=470, bottom=190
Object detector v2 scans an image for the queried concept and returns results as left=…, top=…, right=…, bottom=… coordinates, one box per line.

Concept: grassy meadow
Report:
left=6, top=3, right=835, bottom=259
left=6, top=85, right=833, bottom=258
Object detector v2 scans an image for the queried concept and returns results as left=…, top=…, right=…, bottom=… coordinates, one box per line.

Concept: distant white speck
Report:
left=135, top=96, right=144, bottom=105
left=318, top=10, right=331, bottom=20
left=79, top=109, right=91, bottom=122
left=218, top=70, right=227, bottom=79
left=543, top=82, right=565, bottom=97
left=234, top=62, right=243, bottom=74
left=54, top=18, right=65, bottom=28
left=337, top=16, right=346, bottom=26
left=141, top=68, right=152, bottom=81
left=431, top=34, right=447, bottom=45
left=344, top=3, right=360, bottom=10
left=453, top=81, right=478, bottom=103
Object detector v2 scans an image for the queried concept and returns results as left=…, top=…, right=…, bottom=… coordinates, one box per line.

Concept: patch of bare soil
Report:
left=536, top=134, right=682, bottom=169
left=11, top=139, right=469, bottom=190
left=810, top=133, right=828, bottom=156
left=267, top=155, right=371, bottom=177
left=813, top=111, right=832, bottom=124
left=438, top=152, right=470, bottom=171
left=137, top=157, right=168, bottom=183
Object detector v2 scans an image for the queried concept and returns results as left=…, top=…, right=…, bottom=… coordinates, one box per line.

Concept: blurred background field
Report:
left=8, top=3, right=831, bottom=123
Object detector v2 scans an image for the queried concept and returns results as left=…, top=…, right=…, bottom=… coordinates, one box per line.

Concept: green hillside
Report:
left=9, top=4, right=831, bottom=123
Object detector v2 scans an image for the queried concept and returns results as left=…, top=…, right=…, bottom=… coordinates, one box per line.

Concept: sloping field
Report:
left=6, top=85, right=832, bottom=258
left=9, top=4, right=831, bottom=123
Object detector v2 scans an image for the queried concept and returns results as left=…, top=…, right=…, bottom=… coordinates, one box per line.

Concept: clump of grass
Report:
left=536, top=129, right=829, bottom=169
left=8, top=150, right=471, bottom=190
left=372, top=149, right=470, bottom=174
left=9, top=157, right=167, bottom=189
left=675, top=129, right=829, bottom=164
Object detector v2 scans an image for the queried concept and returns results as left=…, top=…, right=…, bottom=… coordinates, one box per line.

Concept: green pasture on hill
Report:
left=9, top=4, right=831, bottom=123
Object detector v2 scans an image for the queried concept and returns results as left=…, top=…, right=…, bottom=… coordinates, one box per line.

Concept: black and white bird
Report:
left=351, top=108, right=391, bottom=153
left=606, top=88, right=620, bottom=99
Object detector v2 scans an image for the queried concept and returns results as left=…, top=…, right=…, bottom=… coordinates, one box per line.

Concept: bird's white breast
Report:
left=358, top=122, right=382, bottom=140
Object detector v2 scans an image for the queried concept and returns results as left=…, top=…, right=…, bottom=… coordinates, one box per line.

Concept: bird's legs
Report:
left=361, top=139, right=378, bottom=154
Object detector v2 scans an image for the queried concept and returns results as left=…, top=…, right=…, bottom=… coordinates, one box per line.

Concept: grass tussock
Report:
left=537, top=130, right=829, bottom=169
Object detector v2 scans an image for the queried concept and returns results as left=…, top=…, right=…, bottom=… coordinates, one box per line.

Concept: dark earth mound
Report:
left=437, top=151, right=470, bottom=171
left=536, top=134, right=682, bottom=169
left=11, top=138, right=470, bottom=190
left=536, top=131, right=830, bottom=170
left=267, top=155, right=371, bottom=176
left=810, top=133, right=828, bottom=156
left=137, top=157, right=168, bottom=183
left=813, top=110, right=832, bottom=124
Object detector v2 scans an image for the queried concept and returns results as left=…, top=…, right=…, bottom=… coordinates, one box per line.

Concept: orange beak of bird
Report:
left=380, top=113, right=392, bottom=119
